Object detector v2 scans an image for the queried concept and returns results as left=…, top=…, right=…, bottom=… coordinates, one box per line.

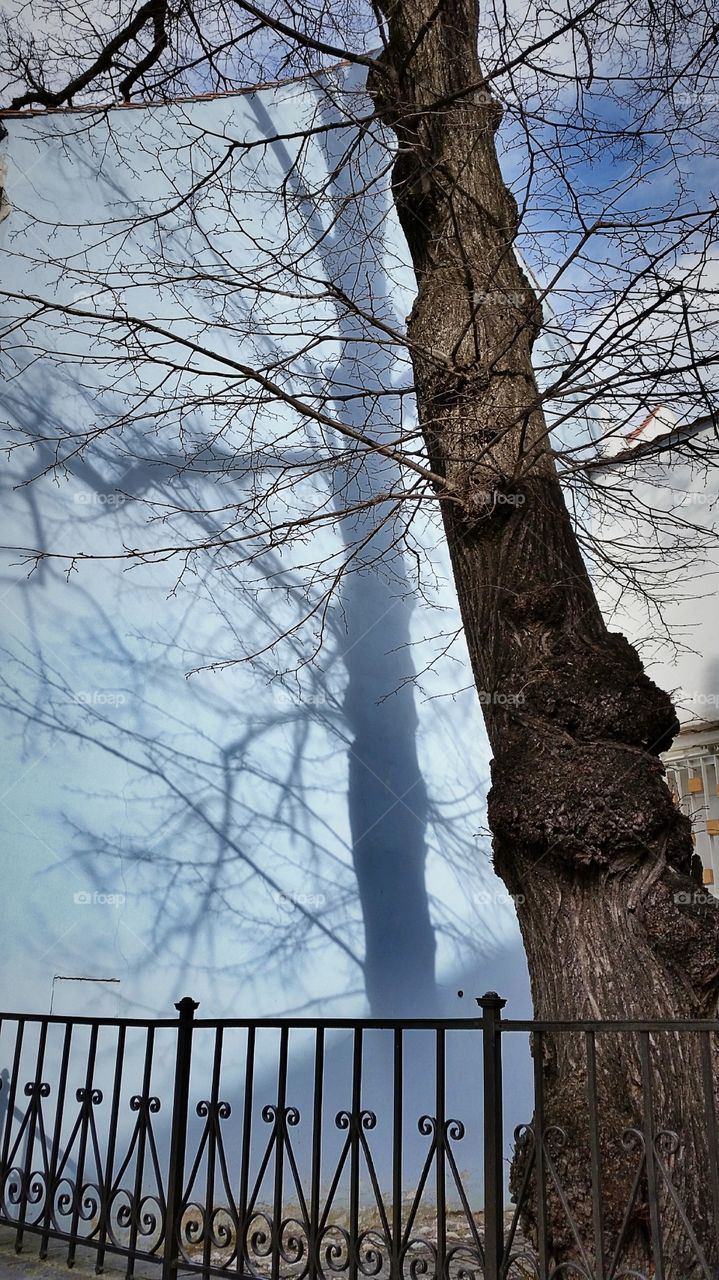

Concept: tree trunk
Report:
left=369, top=0, right=719, bottom=1268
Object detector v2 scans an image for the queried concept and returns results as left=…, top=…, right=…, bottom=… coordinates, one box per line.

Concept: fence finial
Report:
left=477, top=991, right=507, bottom=1009
left=164, top=996, right=198, bottom=1280
left=174, top=995, right=199, bottom=1015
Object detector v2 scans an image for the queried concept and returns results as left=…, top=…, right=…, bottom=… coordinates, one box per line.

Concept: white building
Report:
left=591, top=407, right=719, bottom=892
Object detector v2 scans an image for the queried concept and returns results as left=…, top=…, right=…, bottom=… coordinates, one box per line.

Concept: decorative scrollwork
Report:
left=335, top=1108, right=377, bottom=1135
left=25, top=1171, right=48, bottom=1209
left=77, top=1180, right=102, bottom=1224
left=196, top=1099, right=232, bottom=1119
left=2, top=1167, right=24, bottom=1209
left=400, top=1236, right=437, bottom=1280
left=242, top=1211, right=312, bottom=1272
left=104, top=1187, right=164, bottom=1249
left=52, top=1177, right=75, bottom=1225
left=445, top=1118, right=465, bottom=1142
left=503, top=1252, right=542, bottom=1279
left=46, top=1177, right=100, bottom=1238
left=543, top=1123, right=569, bottom=1154
left=210, top=1204, right=237, bottom=1252
left=277, top=1215, right=308, bottom=1265
left=180, top=1200, right=205, bottom=1248
left=129, top=1094, right=160, bottom=1113
left=23, top=1081, right=50, bottom=1098
left=513, top=1121, right=534, bottom=1145
left=1, top=1166, right=48, bottom=1221
left=416, top=1115, right=464, bottom=1144
left=136, top=1193, right=164, bottom=1242
left=620, top=1126, right=645, bottom=1154
left=655, top=1128, right=681, bottom=1157
left=355, top=1227, right=388, bottom=1277
left=76, top=1087, right=103, bottom=1105
left=246, top=1210, right=274, bottom=1261
left=446, top=1242, right=485, bottom=1280
left=179, top=1201, right=238, bottom=1262
left=261, top=1101, right=300, bottom=1127
left=319, top=1222, right=351, bottom=1274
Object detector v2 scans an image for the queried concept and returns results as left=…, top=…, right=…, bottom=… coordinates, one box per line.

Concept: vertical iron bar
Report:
left=532, top=1030, right=547, bottom=1280
left=700, top=1031, right=719, bottom=1251
left=639, top=1032, right=665, bottom=1280
left=435, top=1029, right=446, bottom=1280
left=40, top=1021, right=73, bottom=1260
left=1, top=1019, right=25, bottom=1181
left=67, top=1022, right=99, bottom=1267
left=271, top=1027, right=289, bottom=1280
left=585, top=1031, right=605, bottom=1280
left=126, top=1026, right=155, bottom=1280
left=236, top=1026, right=255, bottom=1279
left=95, top=1024, right=126, bottom=1274
left=0, top=1019, right=24, bottom=1244
left=308, top=1027, right=324, bottom=1280
left=17, top=1019, right=48, bottom=1254
left=392, top=1029, right=403, bottom=1280
left=349, top=1027, right=362, bottom=1280
left=479, top=993, right=506, bottom=1280
left=202, top=1026, right=223, bottom=1278
left=162, top=997, right=199, bottom=1280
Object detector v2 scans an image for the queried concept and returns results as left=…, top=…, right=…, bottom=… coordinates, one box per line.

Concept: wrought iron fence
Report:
left=0, top=996, right=717, bottom=1280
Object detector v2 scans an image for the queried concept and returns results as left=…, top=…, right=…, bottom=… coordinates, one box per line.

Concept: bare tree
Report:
left=2, top=0, right=719, bottom=1267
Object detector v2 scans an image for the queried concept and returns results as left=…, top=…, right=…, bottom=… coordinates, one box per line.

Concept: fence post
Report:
left=162, top=996, right=198, bottom=1280
left=479, top=992, right=506, bottom=1280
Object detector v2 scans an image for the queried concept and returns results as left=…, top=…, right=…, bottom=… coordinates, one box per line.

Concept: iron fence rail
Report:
left=0, top=997, right=716, bottom=1280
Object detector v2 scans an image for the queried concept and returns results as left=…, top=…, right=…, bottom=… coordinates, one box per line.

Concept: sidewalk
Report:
left=0, top=1238, right=94, bottom=1280
left=0, top=1233, right=155, bottom=1280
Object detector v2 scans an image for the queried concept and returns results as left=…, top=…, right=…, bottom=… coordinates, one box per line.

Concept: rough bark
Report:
left=369, top=0, right=719, bottom=1269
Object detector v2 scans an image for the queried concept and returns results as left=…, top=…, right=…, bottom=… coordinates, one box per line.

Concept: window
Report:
left=664, top=736, right=719, bottom=896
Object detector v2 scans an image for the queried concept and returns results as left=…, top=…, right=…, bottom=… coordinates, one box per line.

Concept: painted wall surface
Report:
left=0, top=70, right=544, bottom=1026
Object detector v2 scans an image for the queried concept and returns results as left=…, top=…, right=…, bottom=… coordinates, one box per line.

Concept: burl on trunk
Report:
left=369, top=0, right=719, bottom=1270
